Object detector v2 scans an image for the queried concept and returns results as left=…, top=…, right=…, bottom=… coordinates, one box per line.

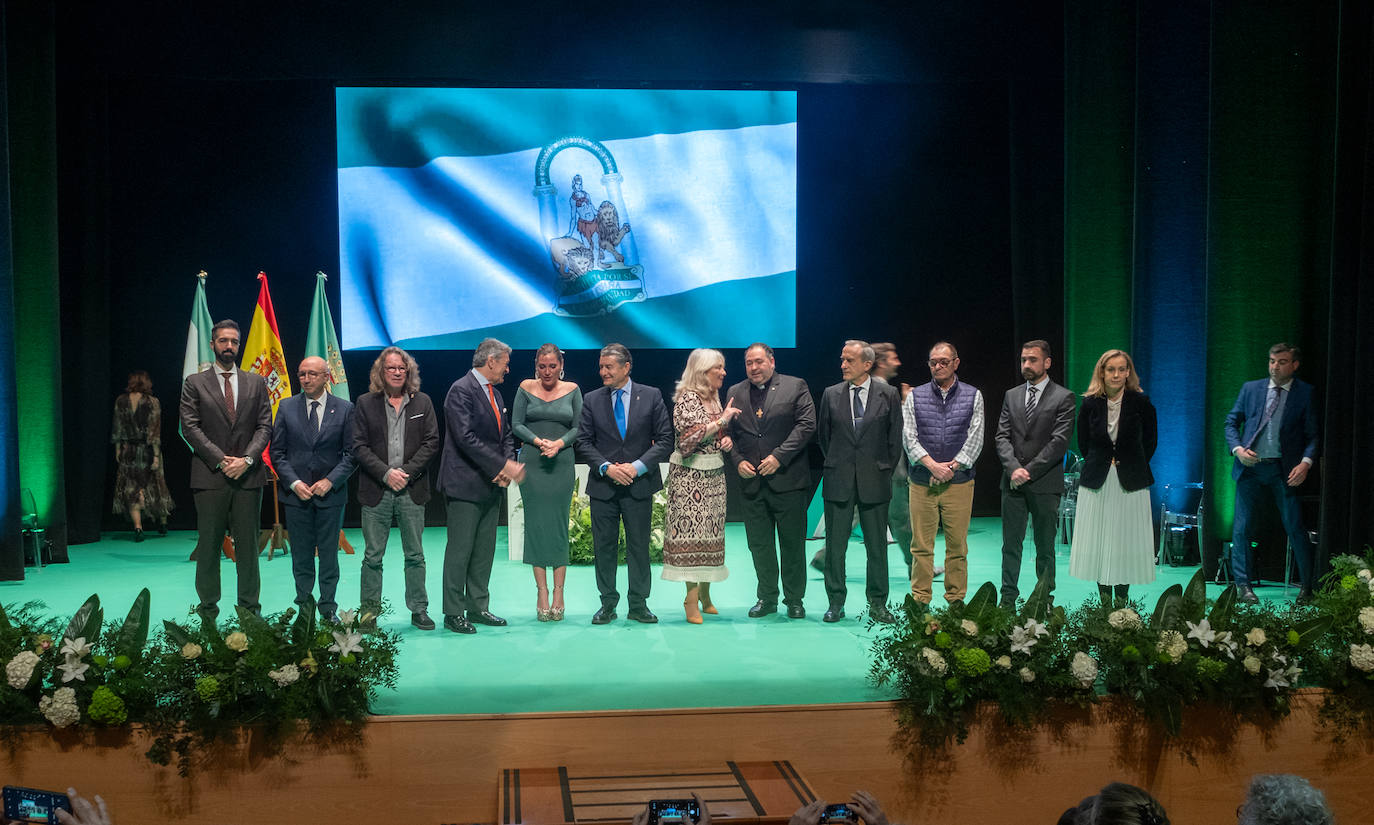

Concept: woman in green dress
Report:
left=512, top=344, right=583, bottom=621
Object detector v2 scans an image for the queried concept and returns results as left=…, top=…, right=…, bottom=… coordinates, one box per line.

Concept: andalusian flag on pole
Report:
left=240, top=271, right=293, bottom=418
left=305, top=271, right=350, bottom=399
left=182, top=270, right=215, bottom=380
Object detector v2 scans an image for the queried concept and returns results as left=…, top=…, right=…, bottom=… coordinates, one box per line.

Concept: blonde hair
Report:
left=674, top=348, right=724, bottom=403
left=1084, top=349, right=1143, bottom=397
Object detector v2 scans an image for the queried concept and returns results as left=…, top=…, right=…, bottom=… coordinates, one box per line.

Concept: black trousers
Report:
left=443, top=491, right=501, bottom=617
left=192, top=483, right=263, bottom=619
left=590, top=491, right=653, bottom=610
left=741, top=486, right=808, bottom=606
left=999, top=485, right=1061, bottom=604
left=822, top=497, right=890, bottom=607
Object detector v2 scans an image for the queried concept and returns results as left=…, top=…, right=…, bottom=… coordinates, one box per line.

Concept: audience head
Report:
left=744, top=343, right=776, bottom=387
left=1085, top=349, right=1141, bottom=398
left=676, top=348, right=726, bottom=402
left=1236, top=774, right=1333, bottom=825
left=125, top=370, right=152, bottom=394
left=369, top=346, right=420, bottom=395
left=599, top=343, right=633, bottom=389
left=1072, top=782, right=1169, bottom=825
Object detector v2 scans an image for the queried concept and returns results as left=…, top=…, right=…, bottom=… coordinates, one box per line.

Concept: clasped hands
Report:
left=737, top=454, right=780, bottom=479
left=533, top=436, right=566, bottom=459
left=220, top=455, right=250, bottom=479
left=291, top=478, right=335, bottom=500
left=923, top=456, right=960, bottom=484
left=493, top=459, right=526, bottom=487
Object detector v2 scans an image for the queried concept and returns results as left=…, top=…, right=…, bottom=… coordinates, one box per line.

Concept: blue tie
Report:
left=614, top=389, right=627, bottom=439
left=852, top=386, right=865, bottom=428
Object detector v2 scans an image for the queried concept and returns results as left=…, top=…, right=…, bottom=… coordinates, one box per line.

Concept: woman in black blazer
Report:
left=1068, top=349, right=1158, bottom=607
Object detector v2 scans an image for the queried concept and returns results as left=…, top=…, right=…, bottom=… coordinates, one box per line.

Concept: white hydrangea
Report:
left=1242, top=655, right=1262, bottom=675
left=1019, top=667, right=1036, bottom=683
left=6, top=651, right=40, bottom=689
left=269, top=664, right=301, bottom=686
left=1107, top=607, right=1142, bottom=631
left=225, top=631, right=248, bottom=652
left=1156, top=630, right=1188, bottom=661
left=920, top=647, right=947, bottom=675
left=960, top=619, right=979, bottom=637
left=1245, top=627, right=1267, bottom=647
left=1357, top=568, right=1372, bottom=583
left=1358, top=607, right=1374, bottom=635
left=38, top=687, right=80, bottom=728
left=994, top=655, right=1012, bottom=670
left=180, top=642, right=202, bottom=659
left=1070, top=652, right=1098, bottom=688
left=1350, top=644, right=1374, bottom=673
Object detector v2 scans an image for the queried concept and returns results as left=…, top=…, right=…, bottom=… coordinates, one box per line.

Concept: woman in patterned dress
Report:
left=111, top=370, right=174, bottom=541
left=661, top=349, right=742, bottom=623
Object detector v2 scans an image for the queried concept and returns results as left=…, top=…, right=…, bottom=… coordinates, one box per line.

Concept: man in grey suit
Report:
left=577, top=343, right=673, bottom=624
left=816, top=340, right=904, bottom=624
left=179, top=319, right=272, bottom=619
left=437, top=338, right=525, bottom=634
left=995, top=340, right=1076, bottom=608
left=725, top=343, right=816, bottom=619
left=270, top=356, right=356, bottom=623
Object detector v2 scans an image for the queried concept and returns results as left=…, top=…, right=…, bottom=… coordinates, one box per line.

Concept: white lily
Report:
left=1215, top=631, right=1238, bottom=660
left=337, top=609, right=357, bottom=627
left=1009, top=625, right=1038, bottom=654
left=328, top=630, right=364, bottom=658
left=1186, top=618, right=1216, bottom=649
left=1023, top=618, right=1049, bottom=638
left=59, top=637, right=91, bottom=659
left=58, top=655, right=90, bottom=683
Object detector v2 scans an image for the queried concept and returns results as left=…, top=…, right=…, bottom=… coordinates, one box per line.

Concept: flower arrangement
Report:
left=1301, top=553, right=1374, bottom=740
left=0, top=590, right=401, bottom=775
left=565, top=479, right=667, bottom=565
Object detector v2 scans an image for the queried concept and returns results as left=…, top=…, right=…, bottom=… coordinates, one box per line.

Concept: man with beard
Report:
left=995, top=340, right=1076, bottom=609
left=179, top=319, right=273, bottom=619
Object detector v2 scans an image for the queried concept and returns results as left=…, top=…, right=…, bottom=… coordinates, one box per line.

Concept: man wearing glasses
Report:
left=903, top=341, right=985, bottom=607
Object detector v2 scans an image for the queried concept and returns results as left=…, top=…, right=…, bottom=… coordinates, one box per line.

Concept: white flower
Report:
left=1357, top=568, right=1371, bottom=583
left=337, top=609, right=357, bottom=627
left=1009, top=626, right=1039, bottom=654
left=1215, top=631, right=1238, bottom=660
left=59, top=636, right=90, bottom=659
left=994, top=655, right=1012, bottom=670
left=1242, top=655, right=1262, bottom=675
left=57, top=654, right=89, bottom=683
left=1186, top=618, right=1217, bottom=649
left=1107, top=608, right=1142, bottom=630
left=268, top=664, right=301, bottom=686
left=225, top=631, right=248, bottom=652
left=1156, top=630, right=1188, bottom=661
left=1350, top=643, right=1374, bottom=673
left=1019, top=667, right=1036, bottom=683
left=1264, top=663, right=1301, bottom=690
left=1245, top=627, right=1267, bottom=647
left=960, top=619, right=979, bottom=636
left=919, top=647, right=947, bottom=675
left=180, top=642, right=202, bottom=659
left=6, top=651, right=40, bottom=689
left=328, top=630, right=364, bottom=658
left=1358, top=607, right=1374, bottom=635
left=1023, top=618, right=1050, bottom=638
left=38, top=687, right=80, bottom=727
left=1070, top=652, right=1098, bottom=688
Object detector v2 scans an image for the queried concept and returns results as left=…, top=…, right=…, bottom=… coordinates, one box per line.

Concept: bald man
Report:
left=270, top=356, right=357, bottom=622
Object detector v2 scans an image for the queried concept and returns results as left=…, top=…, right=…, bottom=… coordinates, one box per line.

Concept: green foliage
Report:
left=563, top=480, right=666, bottom=565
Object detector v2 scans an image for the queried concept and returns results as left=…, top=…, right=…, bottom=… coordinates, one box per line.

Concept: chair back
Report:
left=20, top=488, right=38, bottom=528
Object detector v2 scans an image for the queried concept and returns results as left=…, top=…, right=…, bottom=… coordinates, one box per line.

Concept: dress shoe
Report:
left=748, top=600, right=778, bottom=618
left=134, top=528, right=145, bottom=543
left=411, top=611, right=435, bottom=631
left=468, top=610, right=508, bottom=627
left=869, top=603, right=897, bottom=624
left=823, top=606, right=845, bottom=623
left=786, top=604, right=806, bottom=619
left=591, top=606, right=617, bottom=625
left=1237, top=586, right=1259, bottom=604
left=627, top=607, right=659, bottom=624
left=443, top=615, right=476, bottom=634
left=157, top=523, right=168, bottom=536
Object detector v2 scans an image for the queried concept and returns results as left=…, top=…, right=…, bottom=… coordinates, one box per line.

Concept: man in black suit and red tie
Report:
left=577, top=343, right=673, bottom=624
left=437, top=338, right=525, bottom=634
left=179, top=319, right=272, bottom=620
left=816, top=340, right=904, bottom=624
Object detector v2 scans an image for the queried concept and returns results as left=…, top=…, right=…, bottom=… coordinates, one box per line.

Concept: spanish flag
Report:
left=240, top=271, right=293, bottom=419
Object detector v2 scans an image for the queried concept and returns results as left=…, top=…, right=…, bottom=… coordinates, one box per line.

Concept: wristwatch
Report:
left=245, top=456, right=255, bottom=466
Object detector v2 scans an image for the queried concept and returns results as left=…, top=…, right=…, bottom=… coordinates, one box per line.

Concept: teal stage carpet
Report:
left=4, top=520, right=1277, bottom=716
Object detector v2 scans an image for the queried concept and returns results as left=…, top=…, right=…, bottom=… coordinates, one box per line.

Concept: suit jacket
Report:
left=1224, top=377, right=1319, bottom=480
left=1077, top=391, right=1156, bottom=492
left=351, top=390, right=440, bottom=507
left=724, top=373, right=816, bottom=495
left=816, top=379, right=903, bottom=504
left=179, top=367, right=272, bottom=490
left=270, top=392, right=356, bottom=510
left=577, top=381, right=673, bottom=501
left=438, top=372, right=516, bottom=502
left=995, top=379, right=1077, bottom=494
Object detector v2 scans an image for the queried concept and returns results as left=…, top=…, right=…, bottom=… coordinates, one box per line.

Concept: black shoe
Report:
left=786, top=604, right=806, bottom=619
left=444, top=615, right=476, bottom=634
left=411, top=611, right=436, bottom=630
left=157, top=523, right=168, bottom=537
left=869, top=603, right=897, bottom=624
left=823, top=606, right=845, bottom=623
left=627, top=607, right=658, bottom=624
left=810, top=552, right=825, bottom=572
left=468, top=610, right=507, bottom=627
left=1295, top=588, right=1314, bottom=606
left=748, top=600, right=778, bottom=618
left=591, top=606, right=617, bottom=625
left=321, top=611, right=339, bottom=625
left=134, top=528, right=145, bottom=543
left=1237, top=586, right=1259, bottom=604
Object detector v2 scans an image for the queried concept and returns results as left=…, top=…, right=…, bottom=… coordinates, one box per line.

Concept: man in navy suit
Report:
left=270, top=356, right=356, bottom=622
left=437, top=338, right=526, bottom=634
left=1225, top=342, right=1320, bottom=603
left=577, top=343, right=672, bottom=624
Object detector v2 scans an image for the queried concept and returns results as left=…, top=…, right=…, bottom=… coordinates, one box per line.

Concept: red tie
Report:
left=486, top=383, right=502, bottom=431
left=222, top=372, right=236, bottom=421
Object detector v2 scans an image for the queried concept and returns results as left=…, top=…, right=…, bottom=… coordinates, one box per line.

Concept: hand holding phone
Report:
left=3, top=786, right=71, bottom=824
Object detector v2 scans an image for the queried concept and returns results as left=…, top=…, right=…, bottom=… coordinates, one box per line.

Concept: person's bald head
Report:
left=297, top=356, right=331, bottom=399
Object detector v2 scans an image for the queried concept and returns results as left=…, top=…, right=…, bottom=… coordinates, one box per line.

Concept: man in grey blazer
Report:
left=179, top=319, right=273, bottom=620
left=816, top=340, right=904, bottom=624
left=725, top=343, right=816, bottom=619
left=995, top=340, right=1077, bottom=608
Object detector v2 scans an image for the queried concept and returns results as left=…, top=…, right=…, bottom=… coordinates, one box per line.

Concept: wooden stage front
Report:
left=4, top=694, right=1371, bottom=824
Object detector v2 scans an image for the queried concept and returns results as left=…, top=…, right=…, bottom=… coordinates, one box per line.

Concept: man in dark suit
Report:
left=270, top=356, right=356, bottom=623
left=437, top=338, right=525, bottom=634
left=179, top=319, right=272, bottom=619
left=352, top=346, right=440, bottom=630
left=1225, top=342, right=1320, bottom=603
left=577, top=343, right=673, bottom=624
left=726, top=343, right=816, bottom=619
left=816, top=340, right=903, bottom=624
left=995, top=340, right=1076, bottom=608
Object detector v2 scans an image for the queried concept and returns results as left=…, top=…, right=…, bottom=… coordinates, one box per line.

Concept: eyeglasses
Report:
left=384, top=366, right=408, bottom=373
left=928, top=358, right=954, bottom=368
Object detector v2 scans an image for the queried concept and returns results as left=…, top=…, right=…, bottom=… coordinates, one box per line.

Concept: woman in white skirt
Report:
left=1069, top=349, right=1158, bottom=607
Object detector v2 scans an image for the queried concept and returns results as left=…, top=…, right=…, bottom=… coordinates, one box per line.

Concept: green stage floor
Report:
left=4, top=519, right=1287, bottom=716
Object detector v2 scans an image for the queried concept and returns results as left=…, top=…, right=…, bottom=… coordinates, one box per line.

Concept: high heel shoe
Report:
left=684, top=587, right=703, bottom=624
left=699, top=583, right=718, bottom=614
left=536, top=586, right=551, bottom=622
left=551, top=586, right=565, bottom=621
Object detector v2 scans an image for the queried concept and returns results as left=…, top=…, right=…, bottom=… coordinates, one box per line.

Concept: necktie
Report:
left=614, top=389, right=627, bottom=439
left=852, top=386, right=865, bottom=428
left=1026, top=385, right=1038, bottom=419
left=1244, top=386, right=1284, bottom=449
left=486, top=384, right=503, bottom=431
left=221, top=372, right=235, bottom=421
left=309, top=400, right=320, bottom=432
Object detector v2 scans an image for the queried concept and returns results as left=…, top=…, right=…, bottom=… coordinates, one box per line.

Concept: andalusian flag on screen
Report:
left=182, top=271, right=215, bottom=380
left=305, top=271, right=350, bottom=399
left=240, top=271, right=292, bottom=419
left=336, top=88, right=797, bottom=350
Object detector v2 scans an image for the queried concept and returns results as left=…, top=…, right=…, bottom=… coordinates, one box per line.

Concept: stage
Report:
left=5, top=518, right=1237, bottom=716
